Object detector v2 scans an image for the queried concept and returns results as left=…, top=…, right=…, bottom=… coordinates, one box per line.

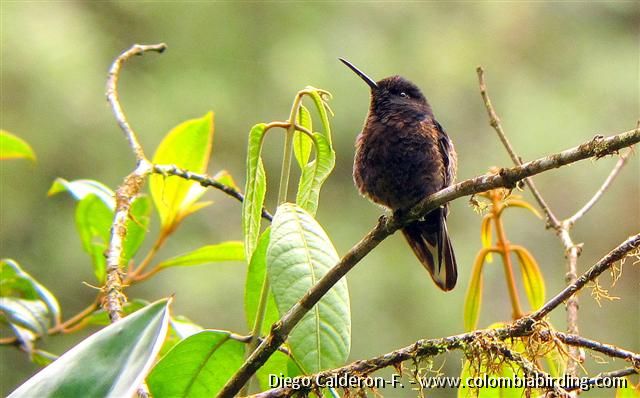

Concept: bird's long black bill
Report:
left=339, top=58, right=378, bottom=90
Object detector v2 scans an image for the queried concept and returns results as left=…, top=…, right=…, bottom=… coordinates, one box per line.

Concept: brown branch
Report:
left=103, top=43, right=166, bottom=322
left=550, top=331, right=640, bottom=366
left=477, top=66, right=560, bottom=230
left=152, top=164, right=273, bottom=221
left=248, top=234, right=639, bottom=398
left=531, top=233, right=640, bottom=320
left=218, top=128, right=640, bottom=397
left=565, top=367, right=638, bottom=392
left=566, top=149, right=632, bottom=226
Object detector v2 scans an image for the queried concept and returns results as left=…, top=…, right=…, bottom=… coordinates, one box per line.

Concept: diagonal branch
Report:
left=477, top=66, right=560, bottom=230
left=218, top=128, right=640, bottom=397
left=566, top=149, right=632, bottom=226
left=247, top=234, right=640, bottom=398
left=152, top=164, right=273, bottom=221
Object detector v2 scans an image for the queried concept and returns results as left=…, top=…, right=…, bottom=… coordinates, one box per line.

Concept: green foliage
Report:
left=147, top=330, right=245, bottom=398
left=293, top=105, right=313, bottom=168
left=267, top=203, right=350, bottom=373
left=156, top=241, right=245, bottom=269
left=8, top=299, right=171, bottom=398
left=242, top=123, right=269, bottom=260
left=150, top=112, right=214, bottom=233
left=244, top=228, right=279, bottom=335
left=0, top=130, right=36, bottom=162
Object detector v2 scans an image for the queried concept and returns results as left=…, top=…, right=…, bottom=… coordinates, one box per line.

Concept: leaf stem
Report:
left=492, top=193, right=524, bottom=319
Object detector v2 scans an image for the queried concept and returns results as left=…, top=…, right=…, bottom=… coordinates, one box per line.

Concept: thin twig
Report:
left=566, top=150, right=632, bottom=226
left=153, top=164, right=273, bottom=221
left=218, top=128, right=640, bottom=397
left=104, top=43, right=166, bottom=322
left=549, top=331, right=640, bottom=365
left=106, top=43, right=166, bottom=161
left=565, top=367, right=638, bottom=392
left=531, top=233, right=640, bottom=320
left=477, top=66, right=561, bottom=230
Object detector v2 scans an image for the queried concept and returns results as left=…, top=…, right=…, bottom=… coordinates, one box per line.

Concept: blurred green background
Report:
left=1, top=2, right=638, bottom=396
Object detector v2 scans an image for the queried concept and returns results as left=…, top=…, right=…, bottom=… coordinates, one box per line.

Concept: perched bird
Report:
left=340, top=58, right=458, bottom=291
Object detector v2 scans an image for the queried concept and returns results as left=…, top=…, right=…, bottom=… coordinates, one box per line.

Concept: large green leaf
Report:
left=244, top=228, right=279, bottom=335
left=9, top=299, right=171, bottom=398
left=295, top=133, right=335, bottom=215
left=0, top=259, right=61, bottom=325
left=512, top=246, right=545, bottom=311
left=75, top=194, right=113, bottom=283
left=150, top=113, right=214, bottom=231
left=0, top=130, right=36, bottom=162
left=47, top=178, right=114, bottom=209
left=157, top=241, right=244, bottom=269
left=147, top=330, right=245, bottom=398
left=242, top=123, right=268, bottom=260
left=293, top=105, right=313, bottom=168
left=267, top=203, right=350, bottom=373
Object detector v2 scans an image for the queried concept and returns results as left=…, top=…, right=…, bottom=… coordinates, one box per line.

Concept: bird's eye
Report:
left=399, top=92, right=408, bottom=98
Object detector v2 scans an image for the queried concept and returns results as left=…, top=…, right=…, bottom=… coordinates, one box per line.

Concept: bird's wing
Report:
left=434, top=120, right=457, bottom=187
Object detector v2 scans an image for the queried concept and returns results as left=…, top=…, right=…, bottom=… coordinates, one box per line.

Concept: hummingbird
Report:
left=340, top=58, right=458, bottom=291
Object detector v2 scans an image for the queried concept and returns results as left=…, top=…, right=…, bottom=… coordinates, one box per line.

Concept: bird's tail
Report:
left=401, top=208, right=457, bottom=291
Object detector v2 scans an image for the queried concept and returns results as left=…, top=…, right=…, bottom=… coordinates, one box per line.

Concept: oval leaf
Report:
left=124, top=196, right=151, bottom=264
left=0, top=130, right=36, bottom=162
left=75, top=195, right=113, bottom=283
left=295, top=133, right=335, bottom=215
left=157, top=241, right=245, bottom=269
left=305, top=88, right=333, bottom=145
left=0, top=298, right=49, bottom=336
left=47, top=178, right=114, bottom=209
left=9, top=299, right=171, bottom=398
left=150, top=113, right=214, bottom=230
left=242, top=123, right=268, bottom=260
left=293, top=105, right=313, bottom=168
left=463, top=248, right=493, bottom=332
left=0, top=259, right=61, bottom=325
left=267, top=203, right=350, bottom=373
left=147, top=330, right=245, bottom=398
left=512, top=246, right=546, bottom=311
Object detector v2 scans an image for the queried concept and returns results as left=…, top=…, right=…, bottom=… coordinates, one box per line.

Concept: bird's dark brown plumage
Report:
left=341, top=59, right=458, bottom=291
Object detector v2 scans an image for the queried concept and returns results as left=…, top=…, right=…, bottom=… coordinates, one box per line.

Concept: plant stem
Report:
left=492, top=196, right=524, bottom=319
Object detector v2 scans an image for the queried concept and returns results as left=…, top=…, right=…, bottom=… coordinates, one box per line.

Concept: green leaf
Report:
left=75, top=195, right=113, bottom=283
left=267, top=203, right=350, bottom=373
left=123, top=196, right=151, bottom=264
left=47, top=178, right=114, bottom=209
left=295, top=133, right=335, bottom=215
left=512, top=245, right=546, bottom=311
left=157, top=241, right=245, bottom=269
left=160, top=316, right=204, bottom=357
left=458, top=357, right=525, bottom=398
left=0, top=259, right=61, bottom=325
left=8, top=299, right=171, bottom=398
left=242, top=123, right=268, bottom=260
left=480, top=215, right=493, bottom=263
left=0, top=298, right=49, bottom=336
left=150, top=113, right=214, bottom=231
left=0, top=130, right=36, bottom=162
left=147, top=330, right=245, bottom=398
left=463, top=248, right=492, bottom=332
left=293, top=105, right=313, bottom=168
left=244, top=228, right=279, bottom=335
left=305, top=88, right=333, bottom=145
